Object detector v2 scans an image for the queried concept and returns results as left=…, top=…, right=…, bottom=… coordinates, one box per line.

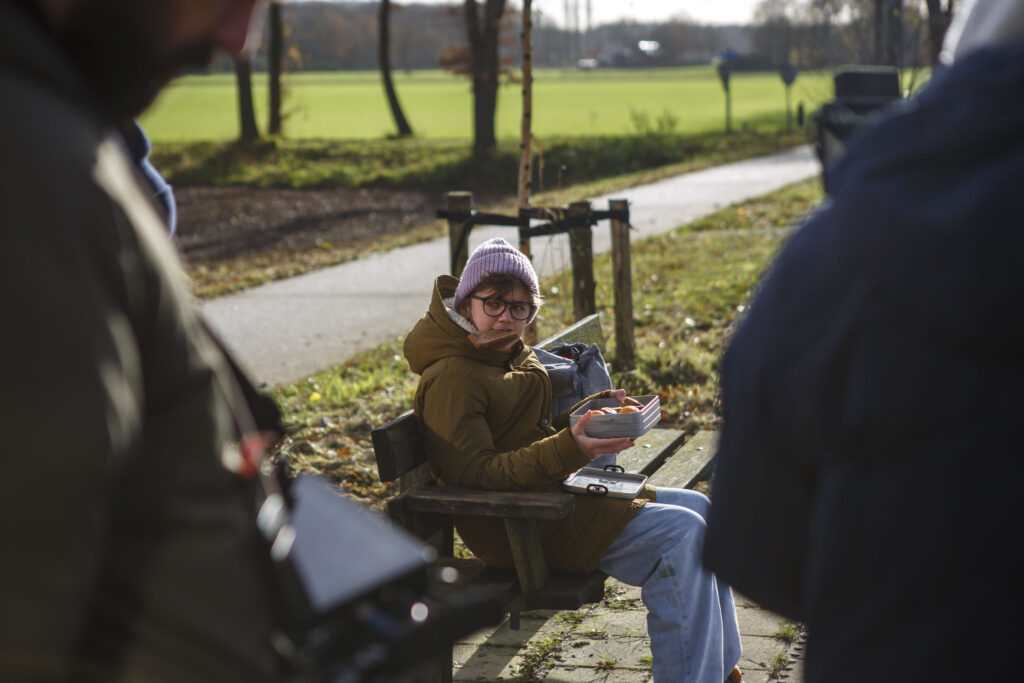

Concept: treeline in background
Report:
left=214, top=0, right=953, bottom=74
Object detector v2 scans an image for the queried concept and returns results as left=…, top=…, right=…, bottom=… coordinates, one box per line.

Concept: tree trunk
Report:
left=268, top=0, right=283, bottom=135
left=517, top=0, right=533, bottom=213
left=886, top=0, right=903, bottom=67
left=465, top=0, right=506, bottom=155
left=379, top=0, right=413, bottom=137
left=873, top=0, right=903, bottom=67
left=234, top=55, right=259, bottom=143
left=925, top=0, right=954, bottom=64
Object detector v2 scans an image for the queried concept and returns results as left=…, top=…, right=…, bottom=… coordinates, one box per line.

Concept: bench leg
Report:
left=503, top=518, right=549, bottom=594
left=509, top=610, right=520, bottom=630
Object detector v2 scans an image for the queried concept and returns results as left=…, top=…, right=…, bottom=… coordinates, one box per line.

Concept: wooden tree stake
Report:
left=446, top=191, right=473, bottom=276
left=610, top=199, right=635, bottom=371
left=568, top=201, right=596, bottom=321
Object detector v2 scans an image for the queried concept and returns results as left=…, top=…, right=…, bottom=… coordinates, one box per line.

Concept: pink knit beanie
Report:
left=453, top=238, right=540, bottom=323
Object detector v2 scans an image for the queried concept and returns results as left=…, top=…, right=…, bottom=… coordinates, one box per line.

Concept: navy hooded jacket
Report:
left=704, top=39, right=1024, bottom=683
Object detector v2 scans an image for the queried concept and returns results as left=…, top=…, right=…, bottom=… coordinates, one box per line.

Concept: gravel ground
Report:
left=174, top=186, right=440, bottom=264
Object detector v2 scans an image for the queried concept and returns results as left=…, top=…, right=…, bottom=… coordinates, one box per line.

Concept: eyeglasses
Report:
left=469, top=295, right=535, bottom=321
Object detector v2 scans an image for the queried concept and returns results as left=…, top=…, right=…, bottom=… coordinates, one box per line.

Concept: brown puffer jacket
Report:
left=404, top=275, right=650, bottom=574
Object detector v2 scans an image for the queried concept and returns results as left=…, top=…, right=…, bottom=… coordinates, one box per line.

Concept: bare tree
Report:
left=467, top=0, right=509, bottom=154
left=753, top=0, right=798, bottom=66
left=873, top=0, right=904, bottom=65
left=268, top=0, right=284, bottom=135
left=924, top=0, right=955, bottom=62
left=234, top=55, right=259, bottom=142
left=379, top=0, right=414, bottom=137
left=439, top=0, right=510, bottom=155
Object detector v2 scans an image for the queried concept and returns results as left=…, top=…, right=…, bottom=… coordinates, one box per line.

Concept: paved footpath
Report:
left=200, top=145, right=818, bottom=387
left=450, top=580, right=806, bottom=682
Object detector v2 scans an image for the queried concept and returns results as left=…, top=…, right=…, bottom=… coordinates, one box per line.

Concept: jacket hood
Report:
left=405, top=275, right=528, bottom=375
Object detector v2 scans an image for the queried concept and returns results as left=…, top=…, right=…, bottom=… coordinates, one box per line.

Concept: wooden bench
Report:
left=535, top=314, right=690, bottom=477
left=371, top=314, right=717, bottom=681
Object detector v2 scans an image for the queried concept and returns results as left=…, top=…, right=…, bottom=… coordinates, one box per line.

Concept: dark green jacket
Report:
left=0, top=6, right=277, bottom=681
left=404, top=276, right=647, bottom=574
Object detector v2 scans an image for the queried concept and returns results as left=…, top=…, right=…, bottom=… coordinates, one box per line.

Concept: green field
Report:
left=139, top=66, right=836, bottom=142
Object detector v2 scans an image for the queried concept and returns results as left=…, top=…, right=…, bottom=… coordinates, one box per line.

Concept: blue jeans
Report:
left=597, top=487, right=741, bottom=683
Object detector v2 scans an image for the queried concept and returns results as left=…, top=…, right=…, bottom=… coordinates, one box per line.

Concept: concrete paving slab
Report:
left=734, top=595, right=796, bottom=637
left=200, top=146, right=819, bottom=386
left=545, top=665, right=652, bottom=681
left=574, top=608, right=650, bottom=639
left=452, top=643, right=523, bottom=681
left=448, top=578, right=806, bottom=682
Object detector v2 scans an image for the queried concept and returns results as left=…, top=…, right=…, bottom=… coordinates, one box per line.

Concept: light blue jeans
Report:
left=597, top=487, right=741, bottom=683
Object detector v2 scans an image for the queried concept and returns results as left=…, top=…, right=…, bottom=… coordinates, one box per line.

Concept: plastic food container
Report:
left=568, top=394, right=661, bottom=439
left=563, top=466, right=649, bottom=499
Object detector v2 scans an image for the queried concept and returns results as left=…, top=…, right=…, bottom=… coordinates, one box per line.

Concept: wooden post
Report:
left=446, top=191, right=473, bottom=277
left=518, top=3, right=537, bottom=346
left=517, top=0, right=534, bottom=217
left=610, top=199, right=635, bottom=371
left=567, top=201, right=596, bottom=321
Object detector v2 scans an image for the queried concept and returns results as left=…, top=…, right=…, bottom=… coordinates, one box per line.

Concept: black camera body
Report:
left=811, top=66, right=902, bottom=192
left=257, top=473, right=505, bottom=682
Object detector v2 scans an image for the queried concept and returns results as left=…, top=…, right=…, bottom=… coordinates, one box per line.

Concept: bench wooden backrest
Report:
left=372, top=411, right=426, bottom=483
left=535, top=313, right=605, bottom=354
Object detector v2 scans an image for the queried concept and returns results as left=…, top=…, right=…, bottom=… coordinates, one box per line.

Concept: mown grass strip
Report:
left=269, top=177, right=824, bottom=507
left=141, top=66, right=835, bottom=142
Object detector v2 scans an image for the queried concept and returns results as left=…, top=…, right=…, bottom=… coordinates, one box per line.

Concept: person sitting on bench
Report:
left=403, top=237, right=743, bottom=683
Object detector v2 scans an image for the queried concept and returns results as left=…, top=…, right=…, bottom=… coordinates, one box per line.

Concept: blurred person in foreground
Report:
left=702, top=1, right=1024, bottom=681
left=0, top=0, right=285, bottom=681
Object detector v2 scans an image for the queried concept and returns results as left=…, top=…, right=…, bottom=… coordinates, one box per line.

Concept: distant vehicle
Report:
left=577, top=58, right=599, bottom=70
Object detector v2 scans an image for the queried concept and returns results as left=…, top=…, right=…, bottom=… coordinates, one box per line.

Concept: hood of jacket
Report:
left=405, top=274, right=530, bottom=376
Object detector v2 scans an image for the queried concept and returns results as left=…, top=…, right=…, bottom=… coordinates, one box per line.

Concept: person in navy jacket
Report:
left=703, top=1, right=1024, bottom=681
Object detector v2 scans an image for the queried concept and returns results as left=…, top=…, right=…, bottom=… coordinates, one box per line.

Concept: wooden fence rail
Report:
left=438, top=191, right=636, bottom=370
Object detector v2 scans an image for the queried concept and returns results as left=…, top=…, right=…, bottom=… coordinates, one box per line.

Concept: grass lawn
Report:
left=140, top=66, right=836, bottom=142
left=270, top=177, right=825, bottom=507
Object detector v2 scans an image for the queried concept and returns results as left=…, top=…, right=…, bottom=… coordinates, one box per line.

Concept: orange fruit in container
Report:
left=619, top=405, right=640, bottom=413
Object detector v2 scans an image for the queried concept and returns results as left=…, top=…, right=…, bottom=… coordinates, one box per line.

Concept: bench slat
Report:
left=536, top=313, right=605, bottom=352
left=646, top=430, right=718, bottom=490
left=398, top=484, right=576, bottom=520
left=617, top=427, right=686, bottom=475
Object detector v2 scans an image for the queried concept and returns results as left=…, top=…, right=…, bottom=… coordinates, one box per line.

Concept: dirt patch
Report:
left=174, top=186, right=441, bottom=264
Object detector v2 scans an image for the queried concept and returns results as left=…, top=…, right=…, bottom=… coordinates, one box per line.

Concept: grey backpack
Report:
left=532, top=343, right=612, bottom=416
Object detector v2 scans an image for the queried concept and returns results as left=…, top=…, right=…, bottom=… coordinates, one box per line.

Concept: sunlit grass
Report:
left=140, top=66, right=835, bottom=142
